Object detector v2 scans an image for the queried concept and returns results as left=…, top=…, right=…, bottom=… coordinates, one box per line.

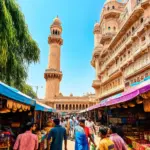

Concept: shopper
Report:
left=74, top=119, right=96, bottom=150
left=13, top=122, right=38, bottom=150
left=98, top=127, right=114, bottom=150
left=47, top=118, right=67, bottom=150
left=86, top=118, right=96, bottom=137
left=108, top=125, right=127, bottom=150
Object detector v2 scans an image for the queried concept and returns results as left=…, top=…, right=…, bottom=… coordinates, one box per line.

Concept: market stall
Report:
left=0, top=82, right=36, bottom=149
left=84, top=79, right=150, bottom=149
left=34, top=101, right=55, bottom=150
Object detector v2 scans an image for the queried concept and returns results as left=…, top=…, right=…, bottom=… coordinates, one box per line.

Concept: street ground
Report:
left=63, top=135, right=100, bottom=150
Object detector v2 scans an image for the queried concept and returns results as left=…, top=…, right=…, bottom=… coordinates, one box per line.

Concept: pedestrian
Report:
left=47, top=118, right=67, bottom=150
left=13, top=122, right=38, bottom=150
left=86, top=118, right=96, bottom=138
left=74, top=119, right=96, bottom=150
left=65, top=117, right=70, bottom=136
left=98, top=127, right=114, bottom=150
left=86, top=118, right=96, bottom=149
left=108, top=125, right=127, bottom=150
left=60, top=117, right=66, bottom=128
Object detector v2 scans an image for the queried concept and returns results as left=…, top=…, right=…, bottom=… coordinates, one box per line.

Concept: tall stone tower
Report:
left=44, top=17, right=63, bottom=100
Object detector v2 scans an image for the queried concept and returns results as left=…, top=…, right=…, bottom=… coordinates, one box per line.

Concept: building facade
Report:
left=91, top=0, right=150, bottom=100
left=43, top=17, right=95, bottom=113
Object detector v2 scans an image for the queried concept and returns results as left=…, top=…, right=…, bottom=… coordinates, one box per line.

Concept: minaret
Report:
left=44, top=17, right=63, bottom=100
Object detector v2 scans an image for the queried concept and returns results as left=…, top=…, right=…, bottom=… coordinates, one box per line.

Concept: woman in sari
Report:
left=74, top=119, right=96, bottom=150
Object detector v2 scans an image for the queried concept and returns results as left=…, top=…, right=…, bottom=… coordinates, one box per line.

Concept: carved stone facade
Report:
left=91, top=0, right=150, bottom=100
left=43, top=17, right=95, bottom=113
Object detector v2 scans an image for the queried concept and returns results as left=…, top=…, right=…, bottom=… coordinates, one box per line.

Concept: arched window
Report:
left=62, top=105, right=64, bottom=110
left=108, top=27, right=111, bottom=30
left=55, top=30, right=57, bottom=35
left=69, top=104, right=72, bottom=110
left=76, top=104, right=78, bottom=110
left=73, top=105, right=75, bottom=110
left=107, top=7, right=110, bottom=10
left=83, top=105, right=85, bottom=109
left=79, top=104, right=81, bottom=110
left=132, top=27, right=135, bottom=32
left=59, top=104, right=61, bottom=110
left=141, top=18, right=143, bottom=23
left=66, top=105, right=68, bottom=110
left=113, top=27, right=116, bottom=31
left=112, top=6, right=115, bottom=9
left=86, top=104, right=88, bottom=108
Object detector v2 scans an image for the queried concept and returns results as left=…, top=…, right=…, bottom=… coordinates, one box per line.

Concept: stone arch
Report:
left=76, top=104, right=78, bottom=110
left=82, top=105, right=85, bottom=109
left=59, top=104, right=61, bottom=110
left=66, top=104, right=68, bottom=110
left=79, top=104, right=81, bottom=110
left=73, top=105, right=75, bottom=110
left=69, top=104, right=72, bottom=110
left=86, top=104, right=88, bottom=108
left=62, top=104, right=64, bottom=110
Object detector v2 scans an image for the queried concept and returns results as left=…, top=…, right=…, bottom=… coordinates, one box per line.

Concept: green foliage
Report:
left=0, top=0, right=40, bottom=95
left=21, top=83, right=37, bottom=98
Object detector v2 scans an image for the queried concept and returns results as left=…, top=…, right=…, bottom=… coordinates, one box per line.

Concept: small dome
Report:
left=53, top=16, right=61, bottom=25
left=104, top=0, right=117, bottom=4
left=94, top=22, right=99, bottom=28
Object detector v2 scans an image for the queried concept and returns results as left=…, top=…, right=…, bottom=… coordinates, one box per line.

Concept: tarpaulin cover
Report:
left=0, top=82, right=36, bottom=106
left=87, top=79, right=150, bottom=111
left=35, top=101, right=56, bottom=112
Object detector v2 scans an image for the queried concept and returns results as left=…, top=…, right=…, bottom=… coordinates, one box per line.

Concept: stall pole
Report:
left=40, top=111, right=42, bottom=130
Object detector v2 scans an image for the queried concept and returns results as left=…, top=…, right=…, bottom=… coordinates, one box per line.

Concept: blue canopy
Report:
left=35, top=101, right=56, bottom=112
left=0, top=82, right=36, bottom=106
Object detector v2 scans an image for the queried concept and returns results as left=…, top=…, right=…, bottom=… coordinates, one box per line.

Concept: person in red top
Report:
left=80, top=119, right=96, bottom=148
left=13, top=122, right=38, bottom=150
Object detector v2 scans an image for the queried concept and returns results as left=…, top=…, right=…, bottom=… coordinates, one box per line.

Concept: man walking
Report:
left=48, top=118, right=67, bottom=150
left=13, top=122, right=38, bottom=150
left=74, top=119, right=96, bottom=150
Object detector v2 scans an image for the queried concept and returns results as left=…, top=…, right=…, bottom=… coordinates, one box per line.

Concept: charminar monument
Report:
left=40, top=17, right=96, bottom=113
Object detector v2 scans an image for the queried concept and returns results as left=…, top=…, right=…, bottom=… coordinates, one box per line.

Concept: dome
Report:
left=94, top=22, right=99, bottom=28
left=53, top=16, right=61, bottom=25
left=93, top=22, right=100, bottom=34
left=104, top=0, right=117, bottom=4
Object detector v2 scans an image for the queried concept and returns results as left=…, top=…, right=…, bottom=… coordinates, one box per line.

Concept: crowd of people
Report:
left=12, top=116, right=128, bottom=150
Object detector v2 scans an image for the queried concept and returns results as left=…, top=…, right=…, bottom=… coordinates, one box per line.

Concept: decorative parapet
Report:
left=48, top=36, right=63, bottom=45
left=44, top=69, right=63, bottom=81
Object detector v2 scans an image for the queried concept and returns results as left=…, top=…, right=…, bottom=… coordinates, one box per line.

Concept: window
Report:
left=141, top=18, right=144, bottom=23
left=112, top=6, right=115, bottom=9
left=108, top=27, right=111, bottom=30
left=132, top=27, right=135, bottom=32
left=113, top=27, right=116, bottom=31
left=107, top=7, right=110, bottom=10
left=141, top=36, right=145, bottom=41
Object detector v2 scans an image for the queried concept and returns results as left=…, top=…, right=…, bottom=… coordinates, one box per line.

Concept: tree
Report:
left=21, top=83, right=37, bottom=98
left=0, top=0, right=40, bottom=94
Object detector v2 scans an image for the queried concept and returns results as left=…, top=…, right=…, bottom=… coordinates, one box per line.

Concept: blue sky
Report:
left=17, top=0, right=105, bottom=98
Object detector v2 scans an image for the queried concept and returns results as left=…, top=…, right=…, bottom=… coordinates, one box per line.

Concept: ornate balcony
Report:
left=100, top=32, right=116, bottom=45
left=92, top=80, right=101, bottom=89
left=102, top=9, right=122, bottom=19
left=99, top=84, right=124, bottom=99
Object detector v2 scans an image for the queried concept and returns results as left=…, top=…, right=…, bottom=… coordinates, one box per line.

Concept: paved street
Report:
left=63, top=135, right=100, bottom=150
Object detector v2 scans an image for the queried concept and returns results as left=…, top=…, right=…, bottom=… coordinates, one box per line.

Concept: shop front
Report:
left=0, top=82, right=56, bottom=150
left=83, top=80, right=150, bottom=150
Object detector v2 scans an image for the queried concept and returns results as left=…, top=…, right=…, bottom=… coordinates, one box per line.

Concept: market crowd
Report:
left=13, top=116, right=128, bottom=150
